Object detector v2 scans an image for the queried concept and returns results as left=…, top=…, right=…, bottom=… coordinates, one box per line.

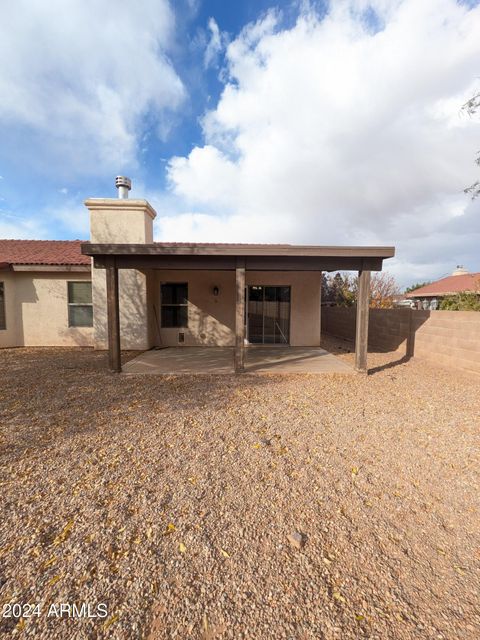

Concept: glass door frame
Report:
left=245, top=285, right=291, bottom=345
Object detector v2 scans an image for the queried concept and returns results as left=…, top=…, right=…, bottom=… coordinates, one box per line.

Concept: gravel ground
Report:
left=0, top=340, right=479, bottom=640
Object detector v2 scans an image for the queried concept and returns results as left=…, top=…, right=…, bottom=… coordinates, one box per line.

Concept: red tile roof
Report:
left=0, top=239, right=90, bottom=266
left=406, top=273, right=480, bottom=297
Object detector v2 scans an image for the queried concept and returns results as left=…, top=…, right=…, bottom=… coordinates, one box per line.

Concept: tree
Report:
left=369, top=272, right=400, bottom=308
left=322, top=272, right=356, bottom=307
left=321, top=271, right=399, bottom=308
left=404, top=281, right=432, bottom=294
left=462, top=91, right=480, bottom=199
left=439, top=292, right=480, bottom=311
left=439, top=276, right=480, bottom=311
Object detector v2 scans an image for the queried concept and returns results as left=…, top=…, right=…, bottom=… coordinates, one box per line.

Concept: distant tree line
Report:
left=321, top=272, right=400, bottom=308
left=404, top=281, right=432, bottom=294
left=439, top=292, right=480, bottom=311
left=322, top=273, right=480, bottom=311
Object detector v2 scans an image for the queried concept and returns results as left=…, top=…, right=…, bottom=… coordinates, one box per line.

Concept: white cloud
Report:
left=0, top=0, right=184, bottom=177
left=167, top=0, right=480, bottom=285
left=0, top=212, right=46, bottom=239
left=204, top=17, right=227, bottom=69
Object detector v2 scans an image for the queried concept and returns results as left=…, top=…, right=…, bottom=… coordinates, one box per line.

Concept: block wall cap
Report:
left=84, top=198, right=156, bottom=219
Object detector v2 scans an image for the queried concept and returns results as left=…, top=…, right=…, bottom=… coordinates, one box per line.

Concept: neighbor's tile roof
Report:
left=0, top=239, right=90, bottom=266
left=406, top=273, right=480, bottom=297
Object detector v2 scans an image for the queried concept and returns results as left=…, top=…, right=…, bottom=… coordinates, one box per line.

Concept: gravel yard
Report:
left=0, top=341, right=479, bottom=640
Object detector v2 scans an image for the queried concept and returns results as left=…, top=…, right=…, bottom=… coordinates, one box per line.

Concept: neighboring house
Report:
left=405, top=267, right=480, bottom=310
left=1, top=178, right=395, bottom=372
left=0, top=240, right=93, bottom=347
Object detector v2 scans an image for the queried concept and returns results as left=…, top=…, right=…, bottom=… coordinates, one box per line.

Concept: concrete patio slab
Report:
left=122, top=346, right=354, bottom=375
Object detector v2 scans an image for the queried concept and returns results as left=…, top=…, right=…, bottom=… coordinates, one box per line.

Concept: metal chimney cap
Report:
left=115, top=176, right=131, bottom=190
left=452, top=265, right=468, bottom=276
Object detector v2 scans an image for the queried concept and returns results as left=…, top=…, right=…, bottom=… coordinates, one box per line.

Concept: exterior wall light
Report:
left=213, top=286, right=219, bottom=296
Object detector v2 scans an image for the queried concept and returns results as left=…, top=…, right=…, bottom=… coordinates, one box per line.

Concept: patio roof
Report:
left=81, top=242, right=395, bottom=272
left=80, top=242, right=395, bottom=375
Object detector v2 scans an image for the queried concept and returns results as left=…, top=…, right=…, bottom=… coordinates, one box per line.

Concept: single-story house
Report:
left=0, top=240, right=93, bottom=347
left=405, top=267, right=480, bottom=310
left=1, top=178, right=395, bottom=372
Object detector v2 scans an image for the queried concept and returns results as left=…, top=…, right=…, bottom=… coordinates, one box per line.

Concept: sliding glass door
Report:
left=247, top=286, right=290, bottom=344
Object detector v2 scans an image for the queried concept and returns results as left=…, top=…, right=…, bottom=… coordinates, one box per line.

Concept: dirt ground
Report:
left=0, top=340, right=479, bottom=640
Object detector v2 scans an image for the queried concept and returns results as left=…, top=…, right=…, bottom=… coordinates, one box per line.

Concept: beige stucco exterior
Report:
left=0, top=262, right=322, bottom=350
left=150, top=269, right=321, bottom=347
left=86, top=198, right=156, bottom=350
left=0, top=270, right=93, bottom=348
left=1, top=197, right=323, bottom=351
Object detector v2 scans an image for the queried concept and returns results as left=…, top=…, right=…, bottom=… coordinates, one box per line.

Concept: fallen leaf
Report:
left=47, top=574, right=62, bottom=587
left=103, top=614, right=119, bottom=631
left=220, top=549, right=230, bottom=558
left=163, top=523, right=176, bottom=535
left=15, top=619, right=26, bottom=632
left=53, top=520, right=74, bottom=545
left=333, top=591, right=346, bottom=604
left=179, top=542, right=186, bottom=553
left=43, top=555, right=57, bottom=569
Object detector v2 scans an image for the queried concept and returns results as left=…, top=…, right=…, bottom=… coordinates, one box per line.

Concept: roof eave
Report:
left=10, top=264, right=91, bottom=272
left=81, top=242, right=395, bottom=259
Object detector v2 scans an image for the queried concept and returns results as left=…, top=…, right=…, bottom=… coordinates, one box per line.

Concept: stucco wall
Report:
left=0, top=271, right=94, bottom=348
left=152, top=270, right=321, bottom=347
left=0, top=272, right=17, bottom=347
left=87, top=199, right=155, bottom=350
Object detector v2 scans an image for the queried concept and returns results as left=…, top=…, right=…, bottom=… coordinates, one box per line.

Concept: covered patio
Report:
left=81, top=242, right=395, bottom=374
left=122, top=345, right=354, bottom=375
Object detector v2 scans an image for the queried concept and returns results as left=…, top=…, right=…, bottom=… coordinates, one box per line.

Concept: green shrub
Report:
left=439, top=292, right=480, bottom=311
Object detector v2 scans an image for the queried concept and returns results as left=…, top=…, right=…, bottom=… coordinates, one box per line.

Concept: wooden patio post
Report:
left=355, top=269, right=371, bottom=373
left=105, top=257, right=121, bottom=373
left=235, top=258, right=246, bottom=372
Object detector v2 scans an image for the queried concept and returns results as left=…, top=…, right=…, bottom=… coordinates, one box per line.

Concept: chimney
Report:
left=85, top=178, right=157, bottom=351
left=115, top=175, right=131, bottom=199
left=452, top=265, right=468, bottom=276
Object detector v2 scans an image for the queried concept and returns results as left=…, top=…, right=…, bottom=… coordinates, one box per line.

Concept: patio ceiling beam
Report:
left=91, top=255, right=385, bottom=272
left=355, top=269, right=371, bottom=374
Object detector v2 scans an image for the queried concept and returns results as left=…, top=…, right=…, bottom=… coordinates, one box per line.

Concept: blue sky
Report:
left=0, top=0, right=480, bottom=287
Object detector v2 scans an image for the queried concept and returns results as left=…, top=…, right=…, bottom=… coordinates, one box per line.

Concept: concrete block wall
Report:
left=322, top=307, right=480, bottom=374
left=322, top=306, right=357, bottom=342
left=412, top=310, right=480, bottom=374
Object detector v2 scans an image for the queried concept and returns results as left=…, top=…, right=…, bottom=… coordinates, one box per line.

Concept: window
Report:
left=68, top=281, right=93, bottom=327
left=161, top=283, right=188, bottom=328
left=0, top=282, right=5, bottom=330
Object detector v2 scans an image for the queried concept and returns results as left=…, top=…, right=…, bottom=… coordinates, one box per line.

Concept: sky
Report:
left=0, top=0, right=479, bottom=288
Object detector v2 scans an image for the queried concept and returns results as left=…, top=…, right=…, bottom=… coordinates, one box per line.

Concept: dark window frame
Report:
left=67, top=281, right=93, bottom=328
left=161, top=282, right=188, bottom=328
left=0, top=282, right=5, bottom=330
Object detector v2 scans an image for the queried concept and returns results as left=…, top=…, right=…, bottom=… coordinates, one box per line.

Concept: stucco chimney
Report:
left=84, top=180, right=157, bottom=351
left=452, top=265, right=468, bottom=276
